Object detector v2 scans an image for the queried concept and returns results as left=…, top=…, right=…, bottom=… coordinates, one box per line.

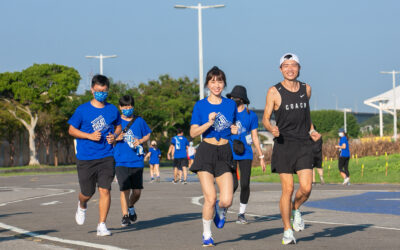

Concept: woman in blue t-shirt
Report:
left=227, top=85, right=266, bottom=224
left=189, top=66, right=238, bottom=247
left=335, top=128, right=350, bottom=185
left=145, top=140, right=161, bottom=183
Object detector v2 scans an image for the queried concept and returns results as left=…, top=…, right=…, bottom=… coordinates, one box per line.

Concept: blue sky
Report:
left=1, top=0, right=399, bottom=112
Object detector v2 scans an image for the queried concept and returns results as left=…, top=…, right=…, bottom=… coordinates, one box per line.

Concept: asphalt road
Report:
left=0, top=169, right=399, bottom=250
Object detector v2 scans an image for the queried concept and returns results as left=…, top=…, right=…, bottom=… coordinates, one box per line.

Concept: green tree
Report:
left=134, top=74, right=198, bottom=137
left=0, top=64, right=80, bottom=165
left=311, top=110, right=360, bottom=138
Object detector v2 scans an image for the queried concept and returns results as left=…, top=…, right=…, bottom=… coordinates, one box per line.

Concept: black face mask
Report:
left=234, top=98, right=243, bottom=106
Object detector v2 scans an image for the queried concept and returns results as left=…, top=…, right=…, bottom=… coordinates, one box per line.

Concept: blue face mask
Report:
left=94, top=91, right=108, bottom=102
left=122, top=108, right=134, bottom=117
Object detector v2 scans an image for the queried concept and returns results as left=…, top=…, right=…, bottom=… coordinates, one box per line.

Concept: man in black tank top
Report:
left=262, top=53, right=321, bottom=245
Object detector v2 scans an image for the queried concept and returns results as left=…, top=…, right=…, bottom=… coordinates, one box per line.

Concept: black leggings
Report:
left=233, top=159, right=252, bottom=204
left=338, top=157, right=350, bottom=177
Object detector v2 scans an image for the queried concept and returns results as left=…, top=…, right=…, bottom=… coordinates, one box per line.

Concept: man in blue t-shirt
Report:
left=68, top=74, right=122, bottom=236
left=114, top=95, right=151, bottom=227
left=167, top=128, right=189, bottom=184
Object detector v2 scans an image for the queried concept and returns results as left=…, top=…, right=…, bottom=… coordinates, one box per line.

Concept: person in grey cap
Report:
left=262, top=53, right=321, bottom=245
left=227, top=85, right=266, bottom=224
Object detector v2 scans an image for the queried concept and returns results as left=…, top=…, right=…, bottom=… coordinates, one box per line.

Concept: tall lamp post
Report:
left=343, top=108, right=351, bottom=133
left=380, top=70, right=400, bottom=141
left=174, top=3, right=225, bottom=100
left=85, top=53, right=117, bottom=75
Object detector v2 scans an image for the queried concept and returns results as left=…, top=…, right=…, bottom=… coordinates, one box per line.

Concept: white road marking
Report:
left=40, top=201, right=61, bottom=206
left=0, top=222, right=128, bottom=250
left=376, top=198, right=400, bottom=201
left=190, top=190, right=400, bottom=231
left=0, top=187, right=75, bottom=207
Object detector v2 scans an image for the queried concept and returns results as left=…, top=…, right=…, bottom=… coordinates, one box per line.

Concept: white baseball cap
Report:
left=280, top=53, right=300, bottom=66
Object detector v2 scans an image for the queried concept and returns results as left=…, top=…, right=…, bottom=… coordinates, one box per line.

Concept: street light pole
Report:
left=343, top=108, right=351, bottom=133
left=381, top=70, right=400, bottom=141
left=85, top=53, right=117, bottom=75
left=175, top=3, right=225, bottom=100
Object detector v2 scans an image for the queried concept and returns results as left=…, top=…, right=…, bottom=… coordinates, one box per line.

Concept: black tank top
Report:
left=273, top=82, right=311, bottom=141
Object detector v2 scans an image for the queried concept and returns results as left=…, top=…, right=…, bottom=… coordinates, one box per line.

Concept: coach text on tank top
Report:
left=273, top=81, right=311, bottom=141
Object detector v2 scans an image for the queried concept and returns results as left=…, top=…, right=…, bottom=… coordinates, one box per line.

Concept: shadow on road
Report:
left=218, top=227, right=283, bottom=244
left=299, top=224, right=373, bottom=242
left=0, top=212, right=32, bottom=219
left=0, top=228, right=58, bottom=243
left=104, top=212, right=202, bottom=234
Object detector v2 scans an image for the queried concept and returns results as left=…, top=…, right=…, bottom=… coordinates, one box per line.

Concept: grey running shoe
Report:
left=236, top=213, right=248, bottom=224
left=183, top=180, right=187, bottom=184
left=121, top=215, right=131, bottom=227
left=156, top=176, right=160, bottom=183
left=282, top=229, right=296, bottom=245
left=292, top=209, right=305, bottom=232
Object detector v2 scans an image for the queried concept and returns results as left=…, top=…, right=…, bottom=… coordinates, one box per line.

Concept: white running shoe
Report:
left=343, top=177, right=350, bottom=185
left=292, top=209, right=305, bottom=232
left=282, top=229, right=296, bottom=245
left=75, top=202, right=86, bottom=225
left=97, top=222, right=111, bottom=236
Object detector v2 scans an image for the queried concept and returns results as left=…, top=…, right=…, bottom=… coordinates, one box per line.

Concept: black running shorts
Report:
left=313, top=156, right=322, bottom=168
left=77, top=156, right=115, bottom=197
left=271, top=137, right=313, bottom=174
left=173, top=158, right=188, bottom=170
left=115, top=167, right=144, bottom=191
left=189, top=141, right=234, bottom=177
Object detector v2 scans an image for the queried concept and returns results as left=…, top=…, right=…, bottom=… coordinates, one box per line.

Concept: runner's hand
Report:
left=133, top=138, right=140, bottom=147
left=208, top=112, right=217, bottom=125
left=88, top=130, right=101, bottom=141
left=271, top=126, right=280, bottom=137
left=310, top=131, right=321, bottom=142
left=115, top=133, right=124, bottom=141
left=231, top=124, right=238, bottom=134
left=260, top=158, right=266, bottom=172
left=106, top=132, right=115, bottom=144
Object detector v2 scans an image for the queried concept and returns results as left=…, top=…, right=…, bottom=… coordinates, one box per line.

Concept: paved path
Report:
left=0, top=169, right=399, bottom=249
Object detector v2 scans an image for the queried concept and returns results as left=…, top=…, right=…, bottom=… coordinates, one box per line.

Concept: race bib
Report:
left=245, top=134, right=253, bottom=145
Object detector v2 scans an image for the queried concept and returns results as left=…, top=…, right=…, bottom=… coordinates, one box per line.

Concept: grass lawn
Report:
left=251, top=153, right=400, bottom=184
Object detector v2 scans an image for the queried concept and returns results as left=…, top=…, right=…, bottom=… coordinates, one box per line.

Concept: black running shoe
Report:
left=121, top=215, right=131, bottom=227
left=129, top=210, right=137, bottom=223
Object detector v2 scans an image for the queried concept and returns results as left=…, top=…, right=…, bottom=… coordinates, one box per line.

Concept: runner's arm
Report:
left=251, top=129, right=266, bottom=172
left=262, top=87, right=279, bottom=137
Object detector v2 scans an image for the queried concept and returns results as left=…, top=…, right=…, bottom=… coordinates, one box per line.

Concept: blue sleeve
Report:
left=171, top=137, right=175, bottom=145
left=190, top=102, right=201, bottom=125
left=68, top=106, right=82, bottom=129
left=250, top=112, right=258, bottom=131
left=115, top=111, right=121, bottom=126
left=141, top=119, right=152, bottom=136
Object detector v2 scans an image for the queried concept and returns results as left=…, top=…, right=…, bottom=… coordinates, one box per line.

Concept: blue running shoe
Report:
left=213, top=200, right=227, bottom=229
left=202, top=236, right=215, bottom=247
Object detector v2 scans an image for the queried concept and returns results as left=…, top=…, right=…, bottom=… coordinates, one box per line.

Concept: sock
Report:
left=129, top=206, right=135, bottom=215
left=202, top=219, right=212, bottom=239
left=217, top=203, right=227, bottom=217
left=239, top=203, right=247, bottom=214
